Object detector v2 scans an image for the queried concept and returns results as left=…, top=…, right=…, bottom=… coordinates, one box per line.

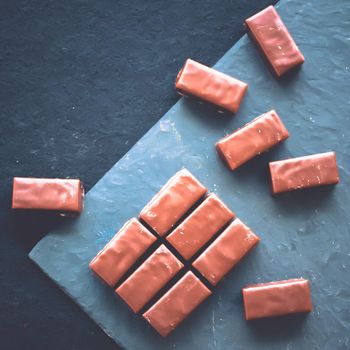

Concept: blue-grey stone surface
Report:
left=30, top=0, right=350, bottom=349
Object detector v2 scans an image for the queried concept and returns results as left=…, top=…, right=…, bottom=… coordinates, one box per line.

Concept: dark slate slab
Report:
left=29, top=0, right=350, bottom=349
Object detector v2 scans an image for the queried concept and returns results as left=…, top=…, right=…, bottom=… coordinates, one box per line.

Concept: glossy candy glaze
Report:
left=89, top=218, right=156, bottom=286
left=143, top=272, right=211, bottom=337
left=269, top=151, right=339, bottom=194
left=116, top=245, right=183, bottom=313
left=166, top=193, right=234, bottom=260
left=12, top=177, right=84, bottom=213
left=216, top=110, right=289, bottom=170
left=175, top=59, right=248, bottom=113
left=139, top=169, right=207, bottom=236
left=193, top=218, right=260, bottom=286
left=245, top=5, right=304, bottom=77
left=242, top=278, right=312, bottom=320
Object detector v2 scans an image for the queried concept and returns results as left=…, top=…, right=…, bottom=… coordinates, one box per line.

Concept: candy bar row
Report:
left=215, top=110, right=339, bottom=192
left=90, top=169, right=257, bottom=288
left=89, top=169, right=312, bottom=336
left=10, top=146, right=339, bottom=215
left=175, top=6, right=305, bottom=114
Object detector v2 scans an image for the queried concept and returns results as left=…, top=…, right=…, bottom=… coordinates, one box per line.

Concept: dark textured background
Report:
left=0, top=1, right=276, bottom=349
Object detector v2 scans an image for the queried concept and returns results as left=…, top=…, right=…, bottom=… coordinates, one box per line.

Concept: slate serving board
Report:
left=29, top=0, right=350, bottom=349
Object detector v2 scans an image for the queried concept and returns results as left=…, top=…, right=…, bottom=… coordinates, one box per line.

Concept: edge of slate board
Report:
left=29, top=0, right=350, bottom=349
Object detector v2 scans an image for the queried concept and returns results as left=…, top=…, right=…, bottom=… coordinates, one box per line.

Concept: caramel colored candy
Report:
left=167, top=193, right=234, bottom=260
left=242, top=278, right=312, bottom=320
left=89, top=219, right=156, bottom=286
left=143, top=272, right=211, bottom=337
left=269, top=151, right=339, bottom=194
left=12, top=177, right=84, bottom=213
left=245, top=6, right=304, bottom=77
left=175, top=59, right=248, bottom=113
left=193, top=219, right=260, bottom=285
left=140, top=169, right=207, bottom=236
left=216, top=110, right=289, bottom=170
left=116, top=245, right=183, bottom=313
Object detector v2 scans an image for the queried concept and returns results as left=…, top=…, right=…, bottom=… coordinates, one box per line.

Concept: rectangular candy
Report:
left=116, top=245, right=183, bottom=313
left=216, top=110, right=289, bottom=170
left=89, top=219, right=156, bottom=286
left=166, top=193, right=234, bottom=260
left=143, top=271, right=211, bottom=337
left=245, top=5, right=304, bottom=77
left=12, top=177, right=84, bottom=213
left=139, top=169, right=207, bottom=236
left=242, top=278, right=312, bottom=320
left=269, top=151, right=339, bottom=194
left=193, top=219, right=260, bottom=285
left=175, top=58, right=248, bottom=113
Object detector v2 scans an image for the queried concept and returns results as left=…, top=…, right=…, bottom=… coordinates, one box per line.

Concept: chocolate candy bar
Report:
left=140, top=169, right=207, bottom=236
left=143, top=271, right=211, bottom=337
left=193, top=219, right=260, bottom=285
left=216, top=110, right=289, bottom=170
left=167, top=193, right=234, bottom=260
left=175, top=59, right=248, bottom=113
left=242, top=278, right=312, bottom=320
left=116, top=245, right=183, bottom=313
left=269, top=151, right=339, bottom=194
left=245, top=6, right=304, bottom=77
left=12, top=177, right=84, bottom=213
left=89, top=219, right=156, bottom=286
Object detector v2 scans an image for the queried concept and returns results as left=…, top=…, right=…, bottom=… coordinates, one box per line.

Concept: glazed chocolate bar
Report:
left=143, top=271, right=211, bottom=337
left=242, top=278, right=312, bottom=320
left=140, top=169, right=207, bottom=236
left=193, top=219, right=260, bottom=285
left=175, top=59, right=248, bottom=113
left=12, top=177, right=84, bottom=213
left=245, top=6, right=304, bottom=77
left=89, top=219, right=156, bottom=286
left=269, top=151, right=339, bottom=194
left=116, top=245, right=183, bottom=313
left=216, top=110, right=289, bottom=170
left=166, top=193, right=234, bottom=260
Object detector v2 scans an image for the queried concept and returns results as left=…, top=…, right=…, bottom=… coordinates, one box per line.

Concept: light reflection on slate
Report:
left=30, top=0, right=350, bottom=349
